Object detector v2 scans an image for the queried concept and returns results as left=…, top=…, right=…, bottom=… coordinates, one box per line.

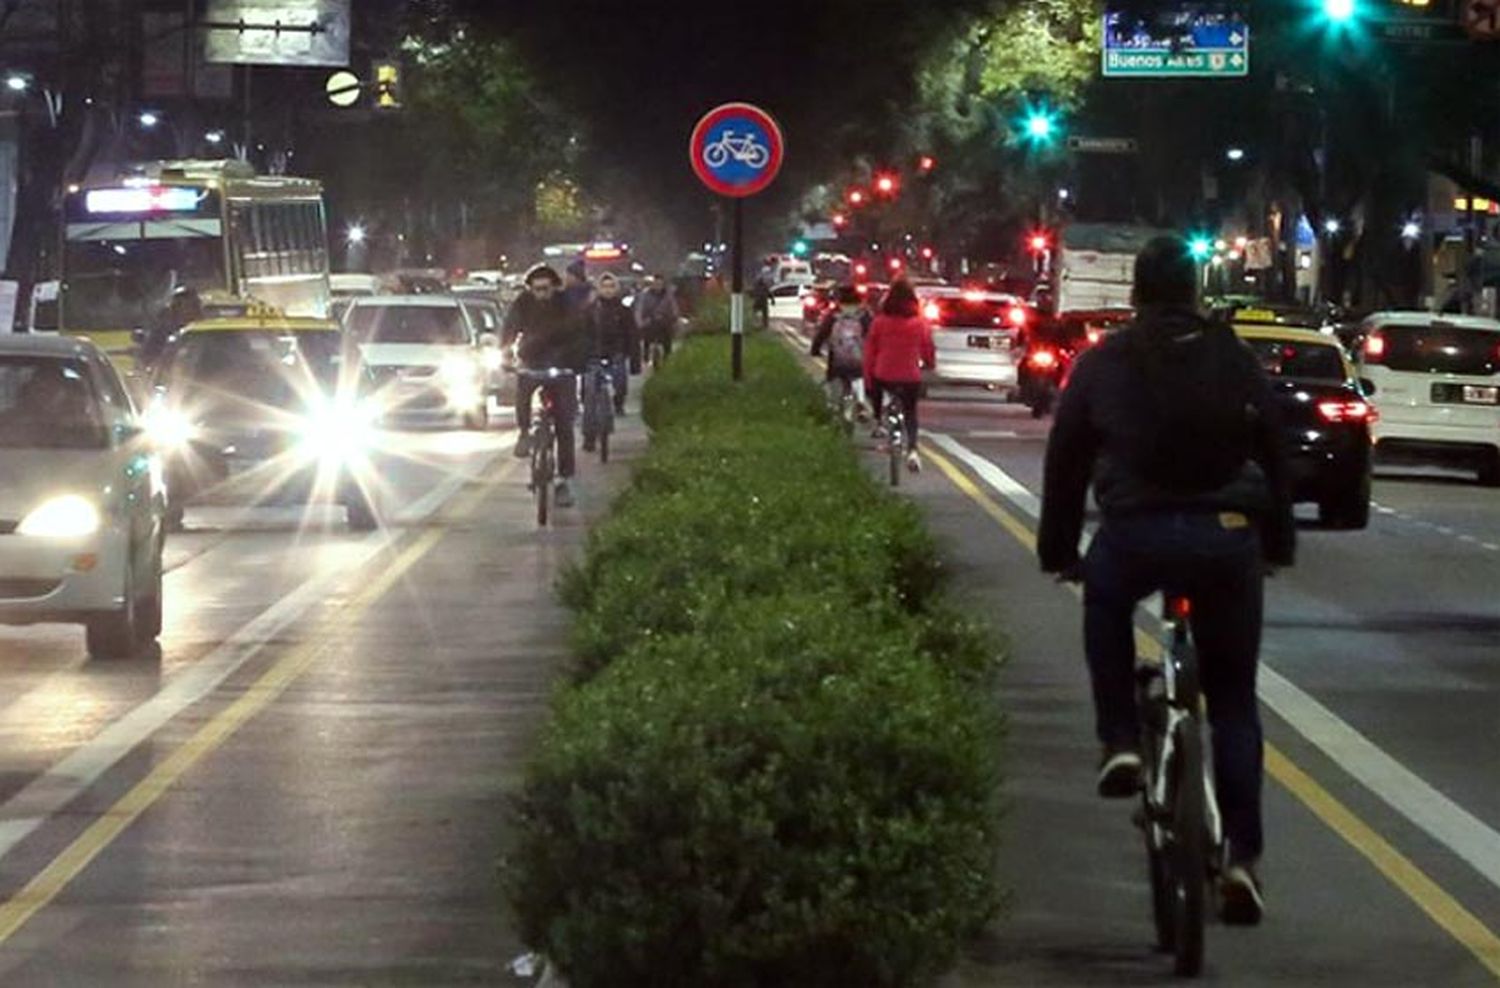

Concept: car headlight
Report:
left=297, top=398, right=377, bottom=463
left=17, top=495, right=101, bottom=537
left=143, top=404, right=196, bottom=449
left=480, top=348, right=504, bottom=372
left=439, top=354, right=480, bottom=385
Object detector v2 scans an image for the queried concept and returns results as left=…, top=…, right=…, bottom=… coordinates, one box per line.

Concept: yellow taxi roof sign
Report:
left=1233, top=307, right=1280, bottom=324
left=180, top=315, right=340, bottom=334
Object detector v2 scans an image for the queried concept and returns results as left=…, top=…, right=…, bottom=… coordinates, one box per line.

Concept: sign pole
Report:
left=731, top=197, right=744, bottom=380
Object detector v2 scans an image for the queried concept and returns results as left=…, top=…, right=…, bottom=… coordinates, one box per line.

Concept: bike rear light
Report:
left=1028, top=348, right=1058, bottom=369
left=1169, top=597, right=1192, bottom=619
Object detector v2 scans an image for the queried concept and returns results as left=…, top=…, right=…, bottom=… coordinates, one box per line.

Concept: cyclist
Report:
left=862, top=280, right=934, bottom=473
left=503, top=264, right=587, bottom=508
left=810, top=284, right=871, bottom=416
left=562, top=259, right=594, bottom=315
left=581, top=273, right=636, bottom=451
left=1036, top=235, right=1295, bottom=926
left=634, top=275, right=680, bottom=362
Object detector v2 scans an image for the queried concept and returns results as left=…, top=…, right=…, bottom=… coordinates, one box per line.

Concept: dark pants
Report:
left=516, top=374, right=577, bottom=478
left=1083, top=512, right=1265, bottom=863
left=875, top=379, right=920, bottom=450
left=581, top=359, right=627, bottom=442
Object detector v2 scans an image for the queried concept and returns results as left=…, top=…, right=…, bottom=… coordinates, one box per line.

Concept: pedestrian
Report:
left=634, top=274, right=680, bottom=363
left=752, top=275, right=771, bottom=329
left=810, top=284, right=872, bottom=415
left=503, top=264, right=588, bottom=508
left=562, top=259, right=593, bottom=314
left=863, top=280, right=934, bottom=473
left=1036, top=234, right=1295, bottom=926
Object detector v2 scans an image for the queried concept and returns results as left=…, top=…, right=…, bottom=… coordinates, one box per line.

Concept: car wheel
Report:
left=345, top=489, right=379, bottom=532
left=1320, top=474, right=1371, bottom=530
left=1477, top=449, right=1500, bottom=487
left=86, top=558, right=139, bottom=660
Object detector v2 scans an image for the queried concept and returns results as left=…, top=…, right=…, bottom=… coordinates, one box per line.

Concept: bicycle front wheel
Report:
left=1169, top=719, right=1208, bottom=977
left=888, top=431, right=903, bottom=487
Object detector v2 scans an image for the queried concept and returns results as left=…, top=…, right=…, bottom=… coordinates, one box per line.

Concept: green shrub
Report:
left=508, top=595, right=1001, bottom=988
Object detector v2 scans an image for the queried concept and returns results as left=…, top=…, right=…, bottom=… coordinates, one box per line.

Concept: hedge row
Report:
left=506, top=335, right=1003, bottom=988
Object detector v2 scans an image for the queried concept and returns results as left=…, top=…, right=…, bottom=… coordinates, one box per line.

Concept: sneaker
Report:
left=582, top=437, right=596, bottom=453
left=871, top=426, right=888, bottom=440
left=554, top=481, right=575, bottom=509
left=1096, top=748, right=1143, bottom=799
left=513, top=434, right=532, bottom=459
left=905, top=451, right=921, bottom=473
left=1220, top=864, right=1265, bottom=926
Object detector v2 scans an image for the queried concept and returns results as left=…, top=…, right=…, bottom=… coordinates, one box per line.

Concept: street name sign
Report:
left=1067, top=136, right=1139, bottom=154
left=1102, top=12, right=1249, bottom=78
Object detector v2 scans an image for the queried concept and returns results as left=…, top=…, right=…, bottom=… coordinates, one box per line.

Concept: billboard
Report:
left=203, top=0, right=351, bottom=67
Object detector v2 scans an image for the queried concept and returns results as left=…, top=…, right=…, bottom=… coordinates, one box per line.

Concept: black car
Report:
left=1234, top=326, right=1374, bottom=529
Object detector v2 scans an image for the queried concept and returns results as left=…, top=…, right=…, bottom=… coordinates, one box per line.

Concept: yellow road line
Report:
left=920, top=441, right=1500, bottom=981
left=0, top=457, right=519, bottom=946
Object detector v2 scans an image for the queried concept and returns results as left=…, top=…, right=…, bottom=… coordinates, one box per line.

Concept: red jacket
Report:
left=864, top=313, right=935, bottom=384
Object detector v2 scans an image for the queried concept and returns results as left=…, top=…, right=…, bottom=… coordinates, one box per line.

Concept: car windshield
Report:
left=1374, top=323, right=1500, bottom=377
left=163, top=331, right=342, bottom=406
left=348, top=305, right=469, bottom=345
left=1246, top=339, right=1346, bottom=382
left=0, top=357, right=107, bottom=449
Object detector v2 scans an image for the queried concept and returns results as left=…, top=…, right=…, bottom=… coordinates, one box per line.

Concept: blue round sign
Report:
left=690, top=103, right=784, bottom=198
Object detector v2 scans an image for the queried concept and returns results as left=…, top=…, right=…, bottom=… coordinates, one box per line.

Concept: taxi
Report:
left=1231, top=319, right=1374, bottom=529
left=144, top=308, right=379, bottom=531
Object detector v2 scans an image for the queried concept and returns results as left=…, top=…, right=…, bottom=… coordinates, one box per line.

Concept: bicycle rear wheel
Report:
left=1169, top=719, right=1208, bottom=977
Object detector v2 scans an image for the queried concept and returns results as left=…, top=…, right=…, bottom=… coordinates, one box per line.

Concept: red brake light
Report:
left=1007, top=306, right=1028, bottom=327
left=1363, top=332, right=1386, bottom=362
left=923, top=301, right=942, bottom=321
left=803, top=295, right=819, bottom=308
left=1028, top=348, right=1058, bottom=369
left=1086, top=327, right=1103, bottom=345
left=1317, top=400, right=1377, bottom=424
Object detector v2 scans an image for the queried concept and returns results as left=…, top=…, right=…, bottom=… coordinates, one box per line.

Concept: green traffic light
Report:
left=1026, top=113, right=1053, bottom=140
left=1322, top=0, right=1356, bottom=22
left=791, top=240, right=809, bottom=257
left=1189, top=236, right=1214, bottom=261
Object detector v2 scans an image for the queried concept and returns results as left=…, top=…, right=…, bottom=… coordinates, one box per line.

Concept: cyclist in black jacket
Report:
left=504, top=264, right=588, bottom=507
left=1038, top=236, right=1294, bottom=928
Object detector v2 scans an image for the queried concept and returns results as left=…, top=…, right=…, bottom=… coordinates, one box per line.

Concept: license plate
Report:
left=1463, top=385, right=1499, bottom=405
left=967, top=334, right=1001, bottom=349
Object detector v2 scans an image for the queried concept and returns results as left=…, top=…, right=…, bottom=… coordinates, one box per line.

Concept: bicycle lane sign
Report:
left=689, top=102, right=784, bottom=198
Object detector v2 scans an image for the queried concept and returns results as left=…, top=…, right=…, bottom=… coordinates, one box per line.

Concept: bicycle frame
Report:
left=1148, top=598, right=1224, bottom=850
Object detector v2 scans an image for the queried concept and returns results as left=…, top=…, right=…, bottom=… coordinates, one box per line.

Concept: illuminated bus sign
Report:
left=84, top=187, right=207, bottom=214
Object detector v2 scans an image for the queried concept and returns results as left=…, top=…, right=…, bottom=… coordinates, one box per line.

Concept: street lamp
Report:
left=1226, top=147, right=1246, bottom=162
left=1324, top=218, right=1342, bottom=235
left=1401, top=220, right=1421, bottom=239
left=346, top=224, right=367, bottom=245
left=5, top=74, right=28, bottom=93
left=138, top=111, right=160, bottom=128
left=204, top=130, right=225, bottom=146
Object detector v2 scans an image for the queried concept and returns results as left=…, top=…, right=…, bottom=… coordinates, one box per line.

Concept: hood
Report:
left=358, top=342, right=470, bottom=369
left=0, top=449, right=121, bottom=522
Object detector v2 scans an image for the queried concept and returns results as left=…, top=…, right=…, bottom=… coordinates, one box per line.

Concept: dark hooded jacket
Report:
left=503, top=291, right=586, bottom=371
left=1038, top=306, right=1295, bottom=572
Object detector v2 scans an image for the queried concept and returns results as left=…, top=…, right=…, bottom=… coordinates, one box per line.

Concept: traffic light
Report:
left=853, top=261, right=869, bottom=280
left=791, top=239, right=809, bottom=257
left=831, top=212, right=848, bottom=230
left=846, top=187, right=867, bottom=207
left=1321, top=0, right=1357, bottom=22
left=887, top=256, right=904, bottom=272
left=1188, top=236, right=1214, bottom=261
left=917, top=155, right=936, bottom=174
left=1027, top=230, right=1051, bottom=254
left=919, top=245, right=935, bottom=261
left=374, top=60, right=402, bottom=110
left=1020, top=103, right=1060, bottom=147
left=874, top=172, right=899, bottom=197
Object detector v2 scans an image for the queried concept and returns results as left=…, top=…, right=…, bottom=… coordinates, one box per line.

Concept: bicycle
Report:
left=701, top=130, right=770, bottom=169
left=645, top=337, right=668, bottom=372
left=882, top=396, right=906, bottom=488
left=582, top=358, right=616, bottom=464
left=826, top=377, right=859, bottom=436
left=1137, top=593, right=1223, bottom=978
left=517, top=368, right=574, bottom=527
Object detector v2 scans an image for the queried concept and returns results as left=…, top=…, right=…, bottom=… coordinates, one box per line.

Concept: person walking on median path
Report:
left=1036, top=234, right=1296, bottom=926
left=810, top=283, right=872, bottom=417
left=863, top=279, right=934, bottom=473
left=503, top=263, right=588, bottom=508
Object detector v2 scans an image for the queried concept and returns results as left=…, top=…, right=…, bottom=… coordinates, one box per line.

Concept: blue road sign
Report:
left=1103, top=11, right=1250, bottom=78
left=690, top=103, right=784, bottom=198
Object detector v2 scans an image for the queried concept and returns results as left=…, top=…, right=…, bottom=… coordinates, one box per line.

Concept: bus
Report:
left=60, top=159, right=331, bottom=369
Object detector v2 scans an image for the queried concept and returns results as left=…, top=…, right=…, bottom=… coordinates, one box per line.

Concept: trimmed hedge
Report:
left=508, top=335, right=1002, bottom=988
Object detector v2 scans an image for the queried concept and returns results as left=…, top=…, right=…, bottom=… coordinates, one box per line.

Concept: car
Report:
left=1356, top=311, right=1500, bottom=485
left=1017, top=308, right=1133, bottom=416
left=1215, top=301, right=1335, bottom=335
left=329, top=273, right=381, bottom=324
left=145, top=314, right=380, bottom=532
left=766, top=282, right=811, bottom=321
left=919, top=288, right=1028, bottom=393
left=1233, top=323, right=1374, bottom=527
left=344, top=295, right=498, bottom=430
left=0, top=334, right=166, bottom=658
left=800, top=282, right=838, bottom=326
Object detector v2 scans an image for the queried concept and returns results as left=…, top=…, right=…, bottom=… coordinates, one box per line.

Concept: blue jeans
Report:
left=1084, top=512, right=1265, bottom=863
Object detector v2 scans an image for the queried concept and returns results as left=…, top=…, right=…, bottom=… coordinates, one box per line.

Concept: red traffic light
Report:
left=874, top=172, right=899, bottom=196
left=887, top=255, right=903, bottom=271
left=854, top=261, right=869, bottom=279
left=919, top=245, right=935, bottom=260
left=917, top=155, right=936, bottom=174
left=846, top=187, right=867, bottom=207
left=1027, top=231, right=1051, bottom=254
left=831, top=212, right=848, bottom=229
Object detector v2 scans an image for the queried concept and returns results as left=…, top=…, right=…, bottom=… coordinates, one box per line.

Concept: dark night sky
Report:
left=447, top=0, right=987, bottom=249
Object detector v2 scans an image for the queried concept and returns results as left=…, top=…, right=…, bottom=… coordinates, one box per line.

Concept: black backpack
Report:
left=1124, top=318, right=1258, bottom=495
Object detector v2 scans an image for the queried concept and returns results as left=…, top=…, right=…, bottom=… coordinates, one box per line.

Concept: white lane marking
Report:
left=967, top=430, right=1021, bottom=440
left=933, top=430, right=1500, bottom=895
left=0, top=439, right=505, bottom=863
left=927, top=431, right=1041, bottom=518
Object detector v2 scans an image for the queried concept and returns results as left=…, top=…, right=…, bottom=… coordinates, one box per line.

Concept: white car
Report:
left=920, top=288, right=1028, bottom=392
left=1358, top=311, right=1500, bottom=485
left=767, top=282, right=811, bottom=321
left=0, top=335, right=165, bottom=658
left=344, top=296, right=500, bottom=429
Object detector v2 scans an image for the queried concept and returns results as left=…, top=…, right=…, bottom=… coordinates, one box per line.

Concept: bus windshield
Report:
left=63, top=238, right=225, bottom=331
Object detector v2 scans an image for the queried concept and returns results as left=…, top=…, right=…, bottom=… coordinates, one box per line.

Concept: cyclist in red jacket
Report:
left=863, top=280, right=936, bottom=473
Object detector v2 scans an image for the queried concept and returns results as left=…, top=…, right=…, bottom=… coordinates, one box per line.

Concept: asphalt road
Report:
left=777, top=317, right=1500, bottom=984
left=0, top=409, right=640, bottom=985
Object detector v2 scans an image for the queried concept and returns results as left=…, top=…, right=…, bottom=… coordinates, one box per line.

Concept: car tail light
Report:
left=1086, top=327, right=1103, bottom=345
left=923, top=301, right=941, bottom=321
left=1363, top=332, right=1386, bottom=363
left=1028, top=348, right=1058, bottom=369
left=1007, top=306, right=1028, bottom=327
left=1317, top=399, right=1378, bottom=424
left=803, top=295, right=819, bottom=309
left=1169, top=596, right=1192, bottom=620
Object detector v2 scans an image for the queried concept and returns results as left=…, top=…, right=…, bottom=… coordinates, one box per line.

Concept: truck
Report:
left=1052, top=223, right=1172, bottom=315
